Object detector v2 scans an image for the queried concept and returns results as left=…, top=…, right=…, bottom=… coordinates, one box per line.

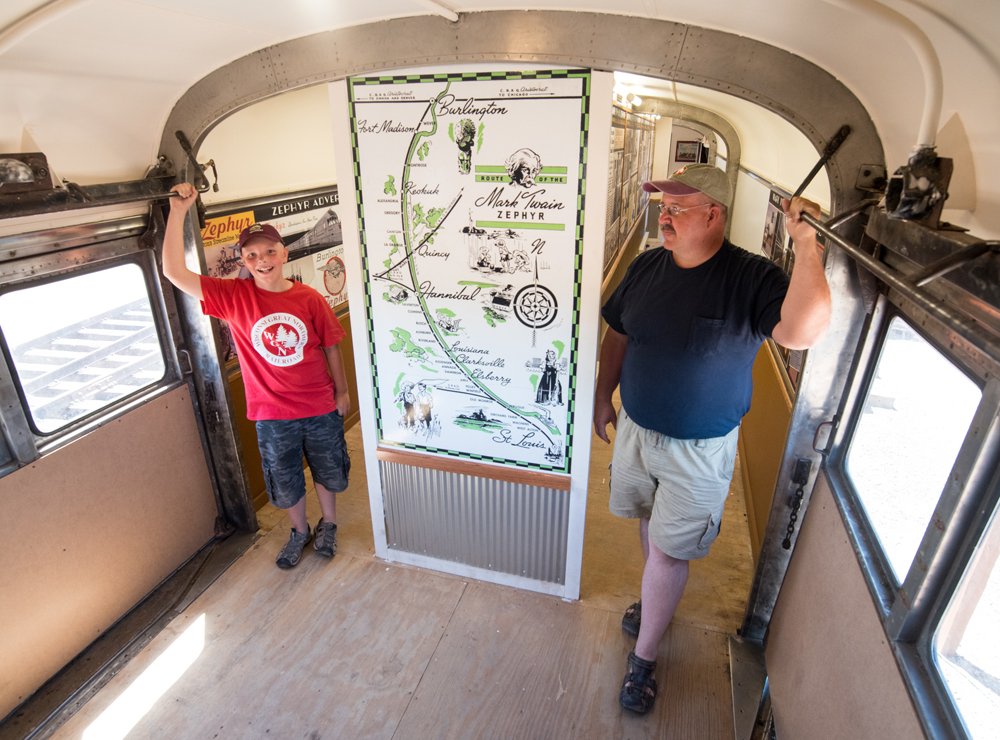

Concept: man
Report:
left=593, top=164, right=830, bottom=713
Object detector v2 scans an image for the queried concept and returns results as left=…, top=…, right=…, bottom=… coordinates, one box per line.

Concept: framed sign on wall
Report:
left=346, top=69, right=592, bottom=475
left=675, top=140, right=700, bottom=162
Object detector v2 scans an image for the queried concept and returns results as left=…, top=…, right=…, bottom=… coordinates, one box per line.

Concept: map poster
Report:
left=348, top=69, right=591, bottom=474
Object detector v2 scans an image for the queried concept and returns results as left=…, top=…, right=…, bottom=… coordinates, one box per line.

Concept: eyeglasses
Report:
left=657, top=202, right=714, bottom=217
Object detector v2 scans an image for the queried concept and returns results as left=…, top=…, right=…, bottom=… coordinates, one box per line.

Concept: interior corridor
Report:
left=50, top=395, right=755, bottom=739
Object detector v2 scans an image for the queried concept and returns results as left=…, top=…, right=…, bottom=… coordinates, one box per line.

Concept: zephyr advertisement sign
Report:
left=348, top=69, right=591, bottom=473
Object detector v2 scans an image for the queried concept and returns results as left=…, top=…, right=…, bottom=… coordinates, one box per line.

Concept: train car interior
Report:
left=1, top=1, right=999, bottom=738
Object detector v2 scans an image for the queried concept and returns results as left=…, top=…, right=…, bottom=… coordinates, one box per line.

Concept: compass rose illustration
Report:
left=514, top=260, right=557, bottom=345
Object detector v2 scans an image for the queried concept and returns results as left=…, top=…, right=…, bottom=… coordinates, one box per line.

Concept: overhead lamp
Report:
left=0, top=152, right=51, bottom=194
left=0, top=158, right=33, bottom=186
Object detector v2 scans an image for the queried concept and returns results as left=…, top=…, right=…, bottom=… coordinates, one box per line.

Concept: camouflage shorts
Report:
left=255, top=410, right=350, bottom=509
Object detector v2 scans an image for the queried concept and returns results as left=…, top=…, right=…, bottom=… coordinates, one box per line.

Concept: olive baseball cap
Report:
left=237, top=223, right=284, bottom=250
left=642, top=164, right=733, bottom=209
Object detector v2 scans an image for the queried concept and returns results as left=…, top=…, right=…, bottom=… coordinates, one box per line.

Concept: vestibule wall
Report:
left=0, top=387, right=217, bottom=720
left=767, top=474, right=925, bottom=739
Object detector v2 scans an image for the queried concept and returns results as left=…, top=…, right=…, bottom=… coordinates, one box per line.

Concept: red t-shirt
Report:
left=200, top=276, right=346, bottom=421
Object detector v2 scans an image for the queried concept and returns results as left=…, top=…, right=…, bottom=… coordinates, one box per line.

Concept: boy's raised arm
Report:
left=162, top=183, right=204, bottom=300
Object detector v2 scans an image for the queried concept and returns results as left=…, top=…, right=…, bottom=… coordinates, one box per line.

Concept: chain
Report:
left=781, top=458, right=812, bottom=550
left=782, top=482, right=805, bottom=549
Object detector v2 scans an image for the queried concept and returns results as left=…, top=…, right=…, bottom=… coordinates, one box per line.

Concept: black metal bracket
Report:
left=793, top=124, right=851, bottom=198
left=174, top=130, right=211, bottom=194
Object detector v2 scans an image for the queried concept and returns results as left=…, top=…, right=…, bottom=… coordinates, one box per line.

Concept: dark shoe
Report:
left=313, top=519, right=338, bottom=558
left=275, top=525, right=312, bottom=569
left=622, top=600, right=641, bottom=638
left=619, top=650, right=657, bottom=713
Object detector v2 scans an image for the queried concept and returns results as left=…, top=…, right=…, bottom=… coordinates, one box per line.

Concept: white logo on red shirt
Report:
left=250, top=313, right=308, bottom=367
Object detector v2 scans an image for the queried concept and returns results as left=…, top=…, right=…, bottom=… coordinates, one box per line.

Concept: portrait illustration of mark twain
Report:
left=505, top=148, right=542, bottom=188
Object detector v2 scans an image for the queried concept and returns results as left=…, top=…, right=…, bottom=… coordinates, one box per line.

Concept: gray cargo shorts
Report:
left=255, top=410, right=350, bottom=509
left=609, top=409, right=738, bottom=560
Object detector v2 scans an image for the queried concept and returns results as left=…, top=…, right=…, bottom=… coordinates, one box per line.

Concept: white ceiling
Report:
left=615, top=74, right=832, bottom=206
left=1, top=0, right=998, bottom=233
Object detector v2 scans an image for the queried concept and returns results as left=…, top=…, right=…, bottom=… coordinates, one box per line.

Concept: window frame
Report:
left=0, top=227, right=186, bottom=477
left=826, top=288, right=1000, bottom=740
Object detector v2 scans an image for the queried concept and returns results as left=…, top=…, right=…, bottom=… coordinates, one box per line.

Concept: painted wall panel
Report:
left=0, top=386, right=218, bottom=719
left=767, top=475, right=926, bottom=739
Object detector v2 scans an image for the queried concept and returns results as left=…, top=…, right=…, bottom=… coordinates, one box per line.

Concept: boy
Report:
left=163, top=182, right=351, bottom=569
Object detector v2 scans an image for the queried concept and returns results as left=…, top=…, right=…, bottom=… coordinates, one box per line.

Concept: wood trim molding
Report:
left=738, top=431, right=762, bottom=565
left=765, top=339, right=795, bottom=411
left=375, top=447, right=572, bottom=491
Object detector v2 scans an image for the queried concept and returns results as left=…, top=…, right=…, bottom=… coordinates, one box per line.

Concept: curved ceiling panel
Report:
left=2, top=1, right=996, bottom=234
left=160, top=11, right=881, bottom=214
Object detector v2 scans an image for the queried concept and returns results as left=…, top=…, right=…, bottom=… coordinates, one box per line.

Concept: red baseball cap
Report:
left=237, top=223, right=284, bottom=250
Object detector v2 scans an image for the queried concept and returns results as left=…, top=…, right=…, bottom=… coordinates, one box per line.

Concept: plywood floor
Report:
left=51, top=397, right=754, bottom=740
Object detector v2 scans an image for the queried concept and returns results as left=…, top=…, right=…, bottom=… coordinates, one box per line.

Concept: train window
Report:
left=0, top=263, right=166, bottom=434
left=846, top=317, right=981, bottom=582
left=934, top=501, right=1000, bottom=738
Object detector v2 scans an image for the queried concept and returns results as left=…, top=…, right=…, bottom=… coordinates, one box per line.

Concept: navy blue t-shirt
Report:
left=602, top=240, right=790, bottom=439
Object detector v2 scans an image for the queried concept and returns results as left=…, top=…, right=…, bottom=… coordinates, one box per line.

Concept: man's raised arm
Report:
left=770, top=196, right=832, bottom=350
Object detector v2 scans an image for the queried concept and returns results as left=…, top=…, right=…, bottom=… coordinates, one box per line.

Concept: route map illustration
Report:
left=349, top=69, right=591, bottom=472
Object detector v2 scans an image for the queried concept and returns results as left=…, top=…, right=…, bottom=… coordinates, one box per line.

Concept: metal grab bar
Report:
left=801, top=211, right=1000, bottom=361
left=823, top=197, right=882, bottom=230
left=66, top=188, right=183, bottom=208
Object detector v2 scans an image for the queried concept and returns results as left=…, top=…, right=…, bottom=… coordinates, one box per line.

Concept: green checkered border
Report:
left=355, top=69, right=589, bottom=85
left=347, top=83, right=384, bottom=435
left=348, top=69, right=592, bottom=475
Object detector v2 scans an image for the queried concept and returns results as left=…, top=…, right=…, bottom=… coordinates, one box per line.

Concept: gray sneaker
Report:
left=275, top=525, right=312, bottom=569
left=313, top=519, right=338, bottom=558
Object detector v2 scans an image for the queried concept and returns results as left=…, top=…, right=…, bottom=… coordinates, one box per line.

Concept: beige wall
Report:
left=728, top=169, right=773, bottom=257
left=651, top=115, right=675, bottom=181
left=642, top=82, right=831, bottom=212
left=200, top=84, right=338, bottom=205
left=767, top=475, right=926, bottom=739
left=0, top=386, right=218, bottom=719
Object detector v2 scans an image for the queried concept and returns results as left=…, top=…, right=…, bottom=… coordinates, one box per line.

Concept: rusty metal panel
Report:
left=380, top=460, right=569, bottom=584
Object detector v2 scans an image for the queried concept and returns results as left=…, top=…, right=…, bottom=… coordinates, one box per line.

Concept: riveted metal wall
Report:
left=161, top=10, right=883, bottom=214
left=380, top=461, right=569, bottom=584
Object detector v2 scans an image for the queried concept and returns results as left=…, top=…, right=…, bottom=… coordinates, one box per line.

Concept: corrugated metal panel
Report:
left=380, top=461, right=569, bottom=584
